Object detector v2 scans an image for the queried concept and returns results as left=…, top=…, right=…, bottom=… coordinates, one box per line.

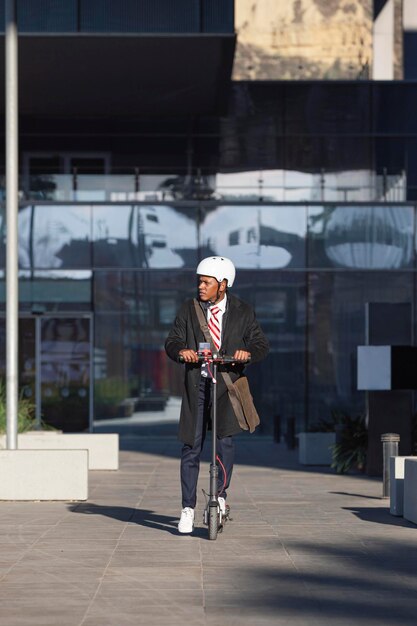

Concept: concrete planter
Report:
left=298, top=432, right=336, bottom=465
left=0, top=432, right=119, bottom=470
left=389, top=456, right=416, bottom=516
left=403, top=458, right=417, bottom=524
left=0, top=449, right=88, bottom=500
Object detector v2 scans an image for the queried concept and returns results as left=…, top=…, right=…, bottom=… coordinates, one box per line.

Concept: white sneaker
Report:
left=218, top=497, right=226, bottom=515
left=178, top=507, right=194, bottom=533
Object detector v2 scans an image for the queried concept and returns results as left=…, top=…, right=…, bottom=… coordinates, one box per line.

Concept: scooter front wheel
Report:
left=208, top=505, right=218, bottom=540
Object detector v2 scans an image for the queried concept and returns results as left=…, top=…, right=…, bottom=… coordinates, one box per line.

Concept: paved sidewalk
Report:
left=0, top=437, right=416, bottom=625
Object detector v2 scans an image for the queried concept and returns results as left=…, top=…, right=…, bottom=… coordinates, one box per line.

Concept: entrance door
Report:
left=40, top=316, right=92, bottom=432
left=1, top=315, right=92, bottom=432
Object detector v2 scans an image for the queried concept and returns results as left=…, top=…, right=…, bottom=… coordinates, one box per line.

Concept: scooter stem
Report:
left=209, top=361, right=218, bottom=503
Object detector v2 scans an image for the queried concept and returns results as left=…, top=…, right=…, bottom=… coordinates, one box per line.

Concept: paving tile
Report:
left=0, top=566, right=106, bottom=583
left=104, top=565, right=203, bottom=589
left=0, top=605, right=87, bottom=624
left=0, top=439, right=414, bottom=626
left=82, top=615, right=205, bottom=626
left=0, top=582, right=98, bottom=599
left=108, top=552, right=201, bottom=567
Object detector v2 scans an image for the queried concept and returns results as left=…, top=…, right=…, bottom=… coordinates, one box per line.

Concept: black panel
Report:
left=366, top=302, right=412, bottom=345
left=367, top=391, right=412, bottom=475
left=0, top=35, right=236, bottom=118
left=404, top=32, right=417, bottom=80
left=391, top=347, right=417, bottom=390
left=373, top=0, right=390, bottom=19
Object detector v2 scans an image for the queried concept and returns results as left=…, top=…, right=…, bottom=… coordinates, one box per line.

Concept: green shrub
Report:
left=0, top=380, right=36, bottom=434
left=94, top=377, right=129, bottom=405
left=331, top=411, right=368, bottom=474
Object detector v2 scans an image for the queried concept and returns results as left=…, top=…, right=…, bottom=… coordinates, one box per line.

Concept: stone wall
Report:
left=233, top=0, right=373, bottom=80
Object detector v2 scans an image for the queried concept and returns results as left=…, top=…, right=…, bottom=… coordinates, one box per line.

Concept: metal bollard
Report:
left=381, top=433, right=400, bottom=498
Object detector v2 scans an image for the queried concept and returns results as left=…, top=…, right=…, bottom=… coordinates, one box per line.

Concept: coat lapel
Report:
left=221, top=295, right=241, bottom=353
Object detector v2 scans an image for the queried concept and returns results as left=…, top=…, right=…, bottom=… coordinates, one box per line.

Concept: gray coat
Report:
left=165, top=294, right=269, bottom=445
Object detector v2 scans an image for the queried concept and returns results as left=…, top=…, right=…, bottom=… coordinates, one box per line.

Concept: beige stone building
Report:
left=233, top=0, right=403, bottom=80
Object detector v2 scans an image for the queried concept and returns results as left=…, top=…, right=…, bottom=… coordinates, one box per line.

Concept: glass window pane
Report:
left=92, top=205, right=198, bottom=269
left=307, top=271, right=414, bottom=428
left=214, top=170, right=286, bottom=202
left=308, top=205, right=415, bottom=269
left=234, top=271, right=306, bottom=434
left=93, top=269, right=194, bottom=316
left=93, top=269, right=194, bottom=430
left=18, top=205, right=92, bottom=270
left=41, top=316, right=91, bottom=431
left=200, top=205, right=306, bottom=269
left=80, top=0, right=200, bottom=33
left=10, top=271, right=92, bottom=312
left=18, top=0, right=77, bottom=32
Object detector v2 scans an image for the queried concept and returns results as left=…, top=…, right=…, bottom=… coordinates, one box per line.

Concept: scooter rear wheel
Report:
left=208, top=505, right=218, bottom=540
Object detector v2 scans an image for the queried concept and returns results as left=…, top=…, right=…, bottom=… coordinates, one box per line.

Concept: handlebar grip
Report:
left=178, top=354, right=251, bottom=364
left=221, top=356, right=251, bottom=364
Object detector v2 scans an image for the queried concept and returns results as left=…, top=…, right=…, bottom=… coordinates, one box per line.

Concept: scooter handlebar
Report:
left=178, top=354, right=250, bottom=364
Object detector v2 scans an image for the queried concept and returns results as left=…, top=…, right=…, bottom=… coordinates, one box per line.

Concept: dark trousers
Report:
left=181, top=378, right=234, bottom=509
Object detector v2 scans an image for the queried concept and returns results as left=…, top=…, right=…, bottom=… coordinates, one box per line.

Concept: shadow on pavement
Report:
left=330, top=491, right=382, bottom=500
left=343, top=505, right=416, bottom=527
left=230, top=556, right=417, bottom=625
left=197, top=538, right=417, bottom=624
left=67, top=503, right=208, bottom=538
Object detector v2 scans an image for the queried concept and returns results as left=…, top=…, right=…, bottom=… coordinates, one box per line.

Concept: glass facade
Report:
left=0, top=201, right=415, bottom=435
left=0, top=0, right=234, bottom=33
left=15, top=82, right=417, bottom=205
left=2, top=78, right=417, bottom=433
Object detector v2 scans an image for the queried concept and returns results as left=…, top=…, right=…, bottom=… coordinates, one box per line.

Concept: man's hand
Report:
left=232, top=349, right=251, bottom=363
left=179, top=349, right=199, bottom=363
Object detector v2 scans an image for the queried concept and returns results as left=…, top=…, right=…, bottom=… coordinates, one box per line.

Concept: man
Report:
left=165, top=256, right=269, bottom=534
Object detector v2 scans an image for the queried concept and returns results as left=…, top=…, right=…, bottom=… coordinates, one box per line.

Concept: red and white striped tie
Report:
left=208, top=306, right=221, bottom=351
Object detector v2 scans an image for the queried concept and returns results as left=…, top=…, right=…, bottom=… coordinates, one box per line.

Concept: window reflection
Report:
left=213, top=170, right=322, bottom=202
left=308, top=272, right=414, bottom=426
left=201, top=205, right=306, bottom=268
left=17, top=205, right=92, bottom=269
left=234, top=272, right=306, bottom=434
left=92, top=205, right=197, bottom=268
left=41, top=317, right=90, bottom=432
left=17, top=272, right=92, bottom=312
left=1, top=198, right=417, bottom=434
left=93, top=270, right=193, bottom=316
left=93, top=270, right=193, bottom=423
left=308, top=205, right=414, bottom=269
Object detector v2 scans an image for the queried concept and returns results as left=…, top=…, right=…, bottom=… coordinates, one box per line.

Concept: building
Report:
left=0, top=1, right=416, bottom=461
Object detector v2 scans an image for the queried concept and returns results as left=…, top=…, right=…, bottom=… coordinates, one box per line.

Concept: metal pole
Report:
left=5, top=0, right=19, bottom=450
left=381, top=433, right=400, bottom=498
left=35, top=317, right=41, bottom=430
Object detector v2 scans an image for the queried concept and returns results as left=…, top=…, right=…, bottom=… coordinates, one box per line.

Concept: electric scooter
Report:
left=179, top=348, right=239, bottom=540
left=201, top=350, right=236, bottom=540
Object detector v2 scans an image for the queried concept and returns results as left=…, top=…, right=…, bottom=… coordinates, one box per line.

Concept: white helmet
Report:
left=196, top=256, right=236, bottom=288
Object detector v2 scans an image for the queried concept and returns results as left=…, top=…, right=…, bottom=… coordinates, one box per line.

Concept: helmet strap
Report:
left=208, top=280, right=227, bottom=305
